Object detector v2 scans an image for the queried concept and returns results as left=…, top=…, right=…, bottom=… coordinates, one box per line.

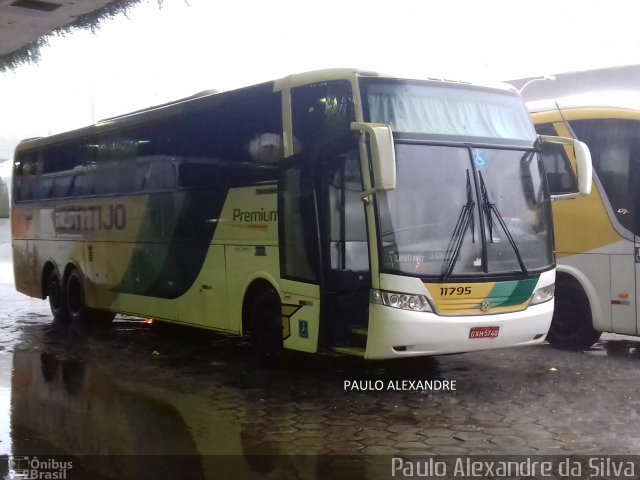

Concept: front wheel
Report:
left=248, top=287, right=284, bottom=360
left=547, top=278, right=601, bottom=350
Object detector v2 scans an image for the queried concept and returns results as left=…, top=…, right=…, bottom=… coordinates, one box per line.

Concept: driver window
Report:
left=328, top=151, right=368, bottom=271
left=291, top=81, right=355, bottom=153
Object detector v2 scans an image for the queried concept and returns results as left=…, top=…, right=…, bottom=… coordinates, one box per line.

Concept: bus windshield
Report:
left=362, top=78, right=536, bottom=144
left=361, top=79, right=553, bottom=278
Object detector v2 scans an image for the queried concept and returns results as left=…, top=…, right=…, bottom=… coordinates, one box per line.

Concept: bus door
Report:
left=278, top=147, right=371, bottom=352
left=320, top=149, right=370, bottom=347
left=279, top=80, right=371, bottom=352
left=277, top=156, right=323, bottom=353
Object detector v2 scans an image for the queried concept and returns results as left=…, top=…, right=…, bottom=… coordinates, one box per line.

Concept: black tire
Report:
left=65, top=268, right=88, bottom=324
left=547, top=278, right=602, bottom=350
left=248, top=287, right=284, bottom=359
left=46, top=269, right=68, bottom=323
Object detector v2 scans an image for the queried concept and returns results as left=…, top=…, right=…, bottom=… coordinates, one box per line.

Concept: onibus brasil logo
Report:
left=8, top=456, right=73, bottom=479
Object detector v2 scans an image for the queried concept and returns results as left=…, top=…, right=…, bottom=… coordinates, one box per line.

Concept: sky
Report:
left=1, top=0, right=640, bottom=172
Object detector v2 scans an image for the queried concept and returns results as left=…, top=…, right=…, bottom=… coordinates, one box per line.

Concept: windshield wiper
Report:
left=441, top=170, right=475, bottom=280
left=478, top=171, right=528, bottom=275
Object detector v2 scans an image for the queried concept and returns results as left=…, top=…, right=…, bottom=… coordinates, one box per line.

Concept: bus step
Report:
left=349, top=327, right=368, bottom=349
left=351, top=327, right=368, bottom=337
left=332, top=346, right=365, bottom=357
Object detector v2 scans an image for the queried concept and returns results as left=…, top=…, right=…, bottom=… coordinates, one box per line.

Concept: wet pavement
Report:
left=1, top=217, right=640, bottom=479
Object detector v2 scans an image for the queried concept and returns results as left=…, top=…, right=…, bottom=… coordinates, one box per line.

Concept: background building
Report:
left=508, top=64, right=640, bottom=102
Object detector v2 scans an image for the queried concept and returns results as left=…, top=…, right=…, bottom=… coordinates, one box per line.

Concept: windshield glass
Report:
left=362, top=78, right=536, bottom=145
left=376, top=143, right=553, bottom=278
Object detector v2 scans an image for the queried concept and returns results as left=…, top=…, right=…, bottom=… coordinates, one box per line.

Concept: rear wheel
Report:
left=46, top=269, right=68, bottom=323
left=248, top=287, right=284, bottom=359
left=64, top=268, right=115, bottom=325
left=547, top=277, right=601, bottom=350
left=65, top=268, right=88, bottom=324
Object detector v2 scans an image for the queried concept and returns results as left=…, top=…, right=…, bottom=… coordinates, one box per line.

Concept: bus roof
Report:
left=15, top=68, right=519, bottom=151
left=528, top=91, right=640, bottom=114
left=274, top=68, right=517, bottom=93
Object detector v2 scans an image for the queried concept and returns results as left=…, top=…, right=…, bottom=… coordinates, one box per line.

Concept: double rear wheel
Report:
left=46, top=267, right=115, bottom=325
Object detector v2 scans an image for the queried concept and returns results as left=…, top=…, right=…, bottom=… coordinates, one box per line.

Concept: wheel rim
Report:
left=48, top=274, right=63, bottom=312
left=552, top=297, right=580, bottom=337
left=67, top=275, right=83, bottom=318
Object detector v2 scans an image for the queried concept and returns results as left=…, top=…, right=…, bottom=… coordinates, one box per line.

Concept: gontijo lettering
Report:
left=232, top=208, right=277, bottom=222
left=54, top=204, right=126, bottom=232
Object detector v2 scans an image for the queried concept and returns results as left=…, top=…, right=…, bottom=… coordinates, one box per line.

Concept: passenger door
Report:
left=277, top=155, right=322, bottom=353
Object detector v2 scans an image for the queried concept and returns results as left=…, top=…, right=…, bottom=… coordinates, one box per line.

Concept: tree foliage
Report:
left=0, top=0, right=164, bottom=72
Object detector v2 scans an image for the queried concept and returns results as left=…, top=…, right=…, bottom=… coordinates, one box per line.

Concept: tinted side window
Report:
left=535, top=123, right=578, bottom=194
left=570, top=118, right=640, bottom=232
left=14, top=151, right=37, bottom=202
left=166, top=85, right=282, bottom=164
left=142, top=158, right=176, bottom=190
left=291, top=81, right=355, bottom=153
left=327, top=150, right=368, bottom=271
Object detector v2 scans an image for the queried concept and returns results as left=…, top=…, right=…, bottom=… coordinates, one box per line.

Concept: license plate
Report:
left=469, top=326, right=499, bottom=339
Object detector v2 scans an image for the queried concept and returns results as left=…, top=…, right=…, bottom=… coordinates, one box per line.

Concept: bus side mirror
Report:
left=350, top=122, right=396, bottom=195
left=539, top=135, right=593, bottom=200
left=573, top=140, right=592, bottom=197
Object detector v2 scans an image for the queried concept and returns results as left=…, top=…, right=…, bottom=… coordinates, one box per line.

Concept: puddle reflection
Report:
left=8, top=321, right=442, bottom=479
left=586, top=335, right=640, bottom=359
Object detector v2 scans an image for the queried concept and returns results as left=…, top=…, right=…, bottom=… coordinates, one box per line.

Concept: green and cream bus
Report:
left=532, top=97, right=640, bottom=349
left=11, top=69, right=591, bottom=359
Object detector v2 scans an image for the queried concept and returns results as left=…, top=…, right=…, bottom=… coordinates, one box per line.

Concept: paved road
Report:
left=1, top=218, right=640, bottom=479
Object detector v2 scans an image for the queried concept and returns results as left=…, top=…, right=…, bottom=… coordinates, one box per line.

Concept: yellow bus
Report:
left=11, top=69, right=591, bottom=359
left=531, top=98, right=640, bottom=349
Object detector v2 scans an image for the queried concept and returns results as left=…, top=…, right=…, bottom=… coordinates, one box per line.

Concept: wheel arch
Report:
left=555, top=265, right=603, bottom=332
left=241, top=273, right=281, bottom=336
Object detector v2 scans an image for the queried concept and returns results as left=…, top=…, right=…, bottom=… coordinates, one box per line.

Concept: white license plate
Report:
left=469, top=326, right=499, bottom=339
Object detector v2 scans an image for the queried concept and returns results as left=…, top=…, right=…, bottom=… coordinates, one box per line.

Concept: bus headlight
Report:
left=370, top=289, right=433, bottom=312
left=530, top=284, right=555, bottom=305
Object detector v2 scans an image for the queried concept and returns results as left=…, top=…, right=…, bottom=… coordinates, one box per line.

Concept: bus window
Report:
left=279, top=158, right=319, bottom=283
left=166, top=84, right=282, bottom=167
left=132, top=125, right=162, bottom=157
left=570, top=119, right=640, bottom=233
left=291, top=81, right=354, bottom=152
left=534, top=123, right=578, bottom=195
left=134, top=162, right=150, bottom=191
left=95, top=133, right=138, bottom=194
left=70, top=169, right=95, bottom=197
left=144, top=158, right=177, bottom=190
left=52, top=173, right=75, bottom=198
left=178, top=161, right=218, bottom=188
left=13, top=153, right=28, bottom=201
left=20, top=152, right=38, bottom=201
left=327, top=150, right=368, bottom=272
